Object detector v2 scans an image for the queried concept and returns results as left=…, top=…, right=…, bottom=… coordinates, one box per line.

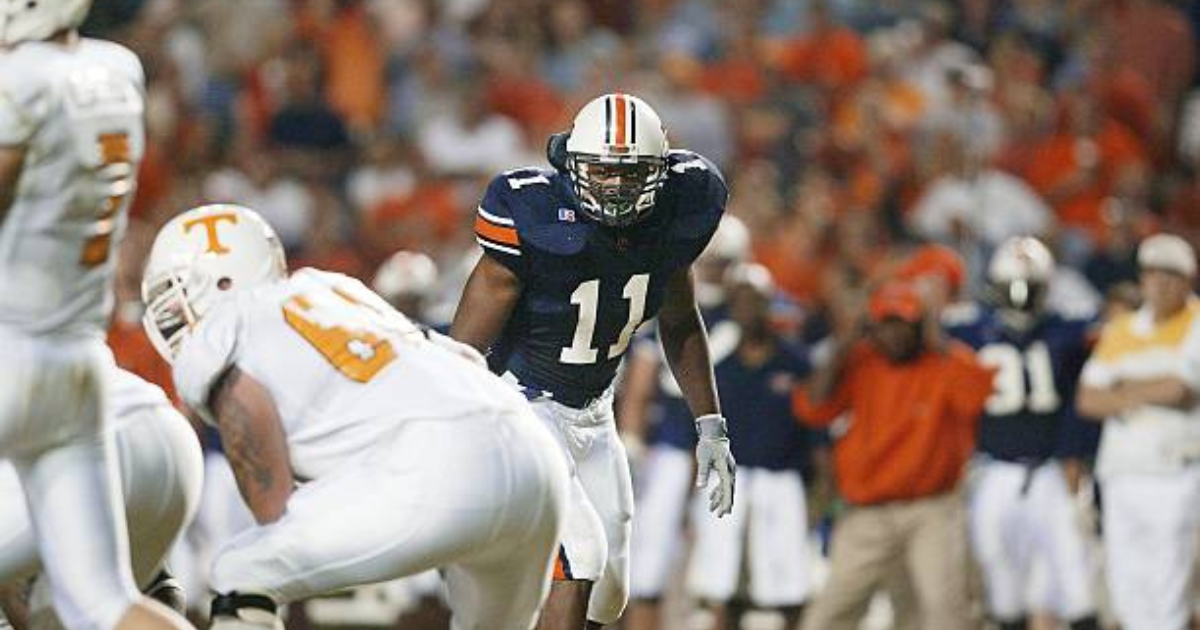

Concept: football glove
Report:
left=695, top=414, right=736, bottom=517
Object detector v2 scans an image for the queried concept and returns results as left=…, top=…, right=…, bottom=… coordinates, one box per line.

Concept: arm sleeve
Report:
left=172, top=301, right=240, bottom=425
left=792, top=381, right=852, bottom=427
left=1079, top=322, right=1121, bottom=389
left=474, top=177, right=525, bottom=276
left=0, top=78, right=35, bottom=146
left=1179, top=317, right=1200, bottom=394
left=792, top=346, right=856, bottom=430
left=946, top=344, right=997, bottom=420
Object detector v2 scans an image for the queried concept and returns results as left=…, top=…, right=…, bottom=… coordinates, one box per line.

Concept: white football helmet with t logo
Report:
left=141, top=204, right=286, bottom=361
left=565, top=93, right=669, bottom=227
left=0, top=0, right=91, bottom=46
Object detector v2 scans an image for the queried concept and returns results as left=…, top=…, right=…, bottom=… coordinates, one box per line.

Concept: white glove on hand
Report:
left=695, top=414, right=736, bottom=517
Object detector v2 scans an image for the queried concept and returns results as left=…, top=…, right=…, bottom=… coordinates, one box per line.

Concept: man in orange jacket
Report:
left=795, top=282, right=995, bottom=630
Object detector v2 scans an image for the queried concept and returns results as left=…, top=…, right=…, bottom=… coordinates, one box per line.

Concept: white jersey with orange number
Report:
left=0, top=38, right=145, bottom=337
left=173, top=268, right=532, bottom=481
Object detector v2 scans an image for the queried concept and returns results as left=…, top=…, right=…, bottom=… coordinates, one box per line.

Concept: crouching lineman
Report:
left=140, top=204, right=568, bottom=630
left=0, top=366, right=204, bottom=629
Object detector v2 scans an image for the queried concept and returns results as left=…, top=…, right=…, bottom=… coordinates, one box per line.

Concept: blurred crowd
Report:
left=92, top=0, right=1200, bottom=337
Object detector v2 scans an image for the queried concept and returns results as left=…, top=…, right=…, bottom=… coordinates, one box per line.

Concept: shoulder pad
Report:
left=662, top=150, right=728, bottom=241
left=173, top=297, right=241, bottom=425
left=477, top=168, right=589, bottom=260
left=0, top=54, right=46, bottom=145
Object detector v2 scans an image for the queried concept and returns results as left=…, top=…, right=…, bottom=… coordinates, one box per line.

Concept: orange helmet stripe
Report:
left=614, top=93, right=627, bottom=147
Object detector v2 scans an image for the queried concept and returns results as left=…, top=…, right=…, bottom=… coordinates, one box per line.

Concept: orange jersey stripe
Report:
left=614, top=93, right=627, bottom=146
left=474, top=215, right=520, bottom=246
left=553, top=554, right=567, bottom=580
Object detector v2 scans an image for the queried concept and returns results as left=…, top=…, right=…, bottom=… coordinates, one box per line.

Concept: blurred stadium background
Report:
left=81, top=0, right=1198, bottom=628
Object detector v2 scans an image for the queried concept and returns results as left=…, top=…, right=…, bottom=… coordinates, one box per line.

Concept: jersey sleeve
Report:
left=474, top=175, right=526, bottom=276
left=1078, top=318, right=1126, bottom=389
left=665, top=152, right=729, bottom=268
left=945, top=343, right=998, bottom=421
left=791, top=343, right=866, bottom=427
left=1180, top=315, right=1200, bottom=394
left=172, top=300, right=241, bottom=425
left=0, top=69, right=37, bottom=146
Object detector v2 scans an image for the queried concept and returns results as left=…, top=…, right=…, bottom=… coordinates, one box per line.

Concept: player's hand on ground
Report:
left=695, top=414, right=736, bottom=517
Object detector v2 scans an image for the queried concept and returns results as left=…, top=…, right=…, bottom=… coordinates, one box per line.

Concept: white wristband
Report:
left=695, top=414, right=727, bottom=437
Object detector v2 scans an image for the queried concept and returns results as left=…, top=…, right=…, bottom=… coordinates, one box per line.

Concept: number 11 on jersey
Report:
left=560, top=274, right=650, bottom=365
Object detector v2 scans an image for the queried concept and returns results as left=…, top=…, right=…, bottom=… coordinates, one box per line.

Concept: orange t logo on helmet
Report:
left=183, top=213, right=239, bottom=254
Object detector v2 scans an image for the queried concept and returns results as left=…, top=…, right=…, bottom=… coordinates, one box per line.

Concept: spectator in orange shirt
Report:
left=1022, top=94, right=1148, bottom=245
left=772, top=1, right=868, bottom=99
left=794, top=282, right=995, bottom=630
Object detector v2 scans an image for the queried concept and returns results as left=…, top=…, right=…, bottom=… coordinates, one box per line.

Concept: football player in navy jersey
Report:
left=944, top=237, right=1100, bottom=630
left=685, top=263, right=818, bottom=630
left=618, top=216, right=748, bottom=630
left=451, top=93, right=736, bottom=630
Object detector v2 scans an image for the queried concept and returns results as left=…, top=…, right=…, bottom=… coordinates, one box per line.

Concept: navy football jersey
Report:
left=946, top=305, right=1099, bottom=461
left=644, top=307, right=738, bottom=450
left=475, top=150, right=727, bottom=408
left=717, top=339, right=816, bottom=472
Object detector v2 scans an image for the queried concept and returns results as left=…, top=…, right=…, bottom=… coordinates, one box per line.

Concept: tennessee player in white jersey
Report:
left=140, top=204, right=568, bottom=630
left=0, top=2, right=193, bottom=630
left=0, top=365, right=203, bottom=629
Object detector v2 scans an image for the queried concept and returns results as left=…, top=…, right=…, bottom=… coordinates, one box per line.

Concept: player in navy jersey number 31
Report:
left=451, top=93, right=736, bottom=630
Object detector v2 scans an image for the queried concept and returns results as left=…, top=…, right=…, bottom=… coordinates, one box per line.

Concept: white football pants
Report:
left=209, top=408, right=568, bottom=630
left=526, top=393, right=634, bottom=625
left=0, top=331, right=137, bottom=630
left=628, top=445, right=692, bottom=600
left=687, top=467, right=812, bottom=607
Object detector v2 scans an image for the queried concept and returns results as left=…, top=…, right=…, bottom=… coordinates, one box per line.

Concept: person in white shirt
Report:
left=1077, top=233, right=1200, bottom=630
left=0, top=3, right=194, bottom=628
left=909, top=135, right=1052, bottom=250
left=140, top=204, right=568, bottom=630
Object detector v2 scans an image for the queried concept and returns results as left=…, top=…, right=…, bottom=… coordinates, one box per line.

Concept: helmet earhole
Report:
left=217, top=277, right=232, bottom=290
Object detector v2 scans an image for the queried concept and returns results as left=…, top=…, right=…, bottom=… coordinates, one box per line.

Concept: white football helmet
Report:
left=372, top=250, right=438, bottom=317
left=695, top=215, right=751, bottom=308
left=987, top=236, right=1055, bottom=330
left=565, top=93, right=669, bottom=227
left=141, top=204, right=287, bottom=361
left=0, top=0, right=91, bottom=46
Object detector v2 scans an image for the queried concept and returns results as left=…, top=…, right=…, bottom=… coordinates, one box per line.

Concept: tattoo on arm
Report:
left=212, top=367, right=293, bottom=524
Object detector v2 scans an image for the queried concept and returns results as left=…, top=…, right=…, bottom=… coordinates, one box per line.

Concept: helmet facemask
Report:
left=567, top=154, right=667, bottom=227
left=988, top=278, right=1049, bottom=333
left=141, top=266, right=204, bottom=363
left=562, top=93, right=671, bottom=228
left=986, top=236, right=1055, bottom=333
